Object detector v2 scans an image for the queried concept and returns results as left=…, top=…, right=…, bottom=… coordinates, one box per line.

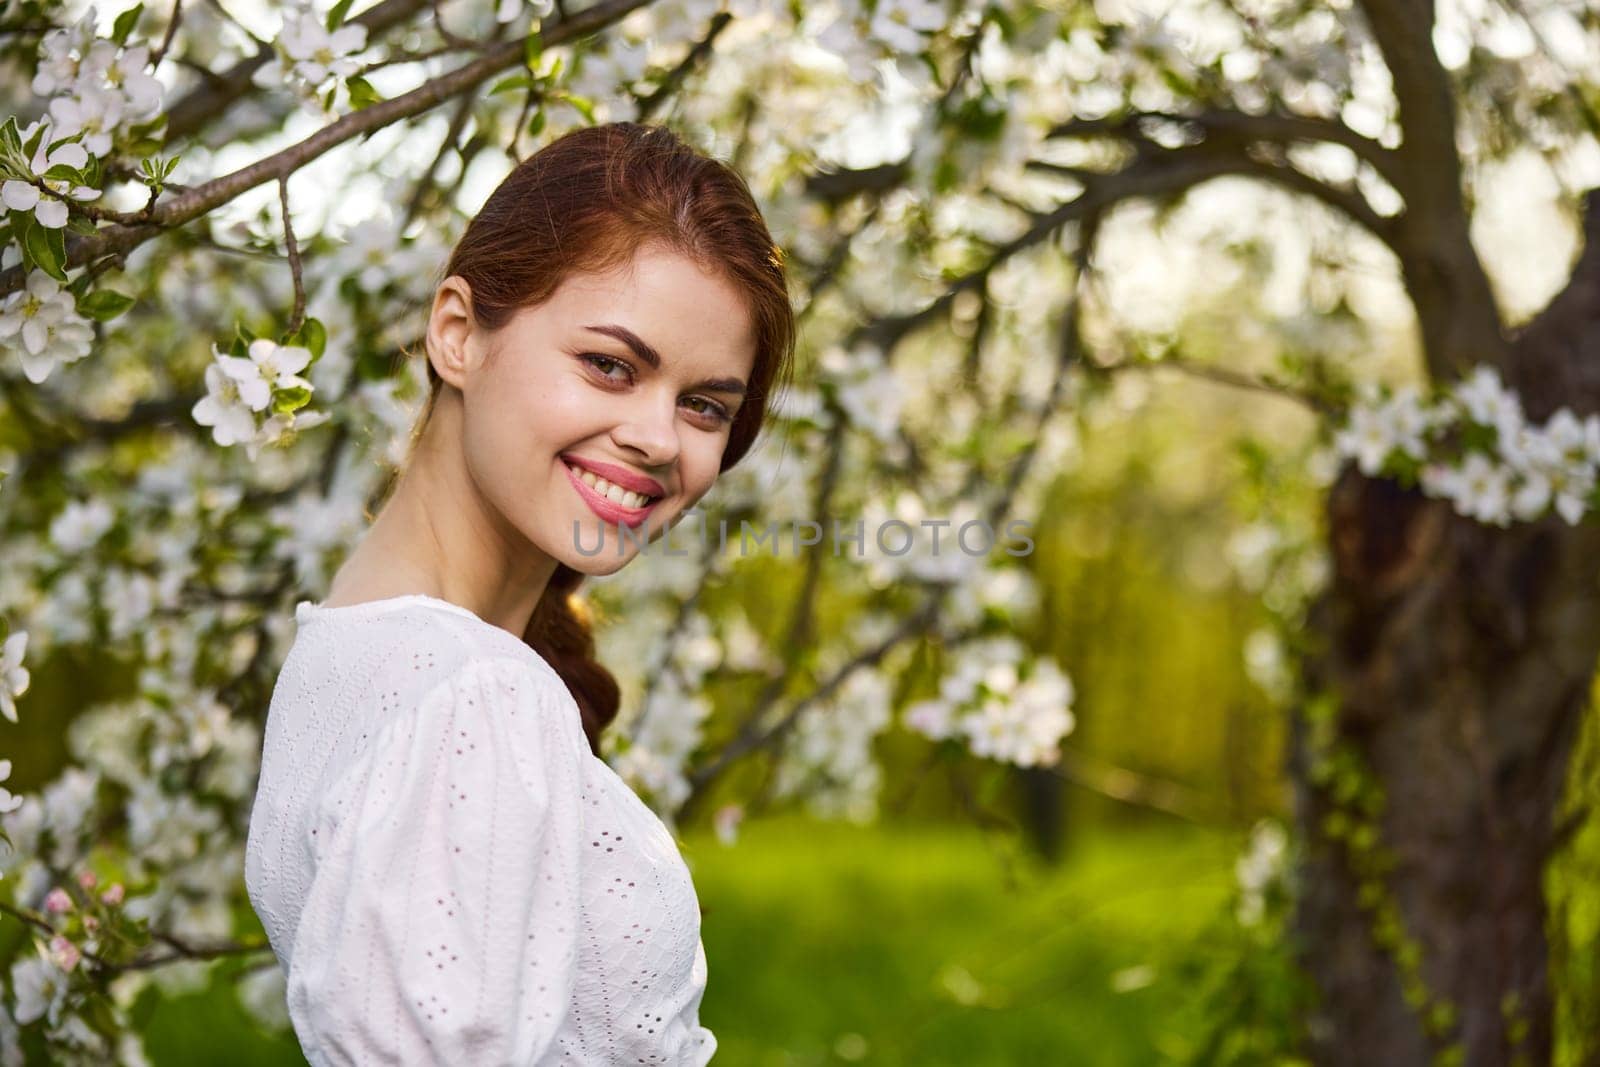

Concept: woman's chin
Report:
left=568, top=552, right=637, bottom=577
left=557, top=508, right=679, bottom=575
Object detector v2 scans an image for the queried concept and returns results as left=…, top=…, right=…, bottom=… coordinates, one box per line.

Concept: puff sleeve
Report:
left=283, top=655, right=589, bottom=1067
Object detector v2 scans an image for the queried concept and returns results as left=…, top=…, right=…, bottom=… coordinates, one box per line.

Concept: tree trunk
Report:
left=1289, top=217, right=1600, bottom=1065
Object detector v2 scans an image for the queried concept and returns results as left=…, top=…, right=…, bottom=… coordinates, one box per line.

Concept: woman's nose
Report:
left=611, top=394, right=680, bottom=467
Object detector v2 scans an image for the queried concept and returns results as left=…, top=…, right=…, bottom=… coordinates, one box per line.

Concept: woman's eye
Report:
left=582, top=354, right=730, bottom=426
left=685, top=396, right=732, bottom=425
left=582, top=354, right=631, bottom=381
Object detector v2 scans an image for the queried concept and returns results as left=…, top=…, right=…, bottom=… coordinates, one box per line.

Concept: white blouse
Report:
left=244, top=594, right=717, bottom=1066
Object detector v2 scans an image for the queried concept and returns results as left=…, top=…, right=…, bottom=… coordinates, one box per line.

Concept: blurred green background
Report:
left=4, top=361, right=1596, bottom=1064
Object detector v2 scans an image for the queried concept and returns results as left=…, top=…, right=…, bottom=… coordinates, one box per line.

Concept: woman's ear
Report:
left=425, top=276, right=480, bottom=390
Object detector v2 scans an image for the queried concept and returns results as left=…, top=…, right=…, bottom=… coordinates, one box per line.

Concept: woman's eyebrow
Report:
left=581, top=323, right=748, bottom=397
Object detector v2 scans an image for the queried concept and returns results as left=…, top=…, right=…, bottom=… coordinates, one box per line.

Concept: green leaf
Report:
left=113, top=3, right=144, bottom=45
left=139, top=155, right=180, bottom=186
left=527, top=109, right=546, bottom=139
left=345, top=75, right=381, bottom=110
left=272, top=385, right=312, bottom=414
left=24, top=218, right=67, bottom=282
left=289, top=317, right=326, bottom=359
left=45, top=221, right=67, bottom=270
left=557, top=91, right=595, bottom=124
left=229, top=322, right=258, bottom=358
left=0, top=116, right=21, bottom=154
left=21, top=122, right=47, bottom=160
left=43, top=164, right=86, bottom=183
left=524, top=29, right=544, bottom=71
left=490, top=74, right=533, bottom=96
left=78, top=288, right=137, bottom=321
left=326, top=0, right=355, bottom=32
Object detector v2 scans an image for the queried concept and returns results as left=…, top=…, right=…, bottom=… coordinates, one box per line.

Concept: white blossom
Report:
left=10, top=952, right=67, bottom=1027
left=1336, top=367, right=1598, bottom=527
left=0, top=633, right=28, bottom=725
left=26, top=12, right=164, bottom=167
left=1235, top=819, right=1288, bottom=927
left=814, top=14, right=881, bottom=84
left=903, top=697, right=958, bottom=740
left=218, top=339, right=314, bottom=413
left=30, top=8, right=96, bottom=97
left=569, top=37, right=652, bottom=105
left=42, top=767, right=100, bottom=866
left=191, top=361, right=261, bottom=449
left=496, top=0, right=557, bottom=24
left=1435, top=452, right=1514, bottom=526
left=0, top=759, right=25, bottom=815
left=193, top=334, right=324, bottom=460
left=46, top=83, right=125, bottom=158
left=1, top=122, right=100, bottom=228
left=49, top=499, right=115, bottom=553
left=0, top=271, right=96, bottom=384
left=869, top=0, right=948, bottom=55
left=824, top=344, right=905, bottom=444
left=0, top=996, right=20, bottom=1066
left=906, top=640, right=1074, bottom=767
left=958, top=658, right=1074, bottom=767
left=91, top=40, right=164, bottom=122
left=102, top=568, right=157, bottom=642
left=250, top=4, right=370, bottom=115
left=610, top=668, right=716, bottom=814
left=329, top=216, right=437, bottom=295
left=1332, top=384, right=1429, bottom=475
left=773, top=668, right=893, bottom=823
left=269, top=487, right=367, bottom=589
left=1451, top=365, right=1524, bottom=441
left=1243, top=626, right=1293, bottom=703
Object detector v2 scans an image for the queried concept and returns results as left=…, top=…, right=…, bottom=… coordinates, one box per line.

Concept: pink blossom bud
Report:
left=100, top=882, right=124, bottom=906
left=83, top=915, right=99, bottom=932
left=48, top=934, right=80, bottom=972
left=713, top=804, right=744, bottom=847
left=76, top=870, right=97, bottom=890
left=43, top=887, right=72, bottom=913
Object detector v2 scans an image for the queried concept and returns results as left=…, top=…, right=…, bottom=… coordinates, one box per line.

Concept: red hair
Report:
left=401, top=122, right=795, bottom=756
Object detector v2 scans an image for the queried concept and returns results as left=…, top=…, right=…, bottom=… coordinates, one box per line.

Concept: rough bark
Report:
left=1289, top=192, right=1600, bottom=1065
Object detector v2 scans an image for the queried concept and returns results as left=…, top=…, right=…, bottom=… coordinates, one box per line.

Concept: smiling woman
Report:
left=243, top=122, right=796, bottom=1067
left=435, top=244, right=758, bottom=549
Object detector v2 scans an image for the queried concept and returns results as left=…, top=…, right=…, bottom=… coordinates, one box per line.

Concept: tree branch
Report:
left=1356, top=0, right=1510, bottom=379
left=0, top=0, right=660, bottom=298
left=1048, top=107, right=1404, bottom=189
left=1505, top=187, right=1600, bottom=419
left=162, top=0, right=434, bottom=144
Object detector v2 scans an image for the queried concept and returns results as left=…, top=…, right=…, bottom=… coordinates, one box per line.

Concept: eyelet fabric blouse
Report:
left=244, top=594, right=717, bottom=1065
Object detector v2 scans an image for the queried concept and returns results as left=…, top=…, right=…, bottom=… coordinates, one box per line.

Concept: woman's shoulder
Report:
left=305, top=633, right=588, bottom=834
left=292, top=594, right=566, bottom=693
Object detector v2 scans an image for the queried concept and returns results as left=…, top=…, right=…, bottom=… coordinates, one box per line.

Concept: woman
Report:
left=244, top=121, right=795, bottom=1065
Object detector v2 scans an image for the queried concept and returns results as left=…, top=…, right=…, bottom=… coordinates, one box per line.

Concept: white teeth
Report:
left=568, top=462, right=653, bottom=509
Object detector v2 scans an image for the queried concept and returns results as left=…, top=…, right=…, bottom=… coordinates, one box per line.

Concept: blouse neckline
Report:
left=295, top=593, right=486, bottom=626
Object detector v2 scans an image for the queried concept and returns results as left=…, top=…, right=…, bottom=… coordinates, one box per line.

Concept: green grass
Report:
left=686, top=815, right=1238, bottom=1066
left=133, top=815, right=1240, bottom=1065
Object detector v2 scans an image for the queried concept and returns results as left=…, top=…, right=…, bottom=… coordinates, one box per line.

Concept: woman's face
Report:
left=426, top=243, right=757, bottom=577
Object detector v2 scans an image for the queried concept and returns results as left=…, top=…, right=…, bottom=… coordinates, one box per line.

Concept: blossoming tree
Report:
left=0, top=0, right=1596, bottom=1064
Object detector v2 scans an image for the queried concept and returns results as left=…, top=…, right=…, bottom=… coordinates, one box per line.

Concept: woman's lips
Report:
left=563, top=460, right=661, bottom=529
